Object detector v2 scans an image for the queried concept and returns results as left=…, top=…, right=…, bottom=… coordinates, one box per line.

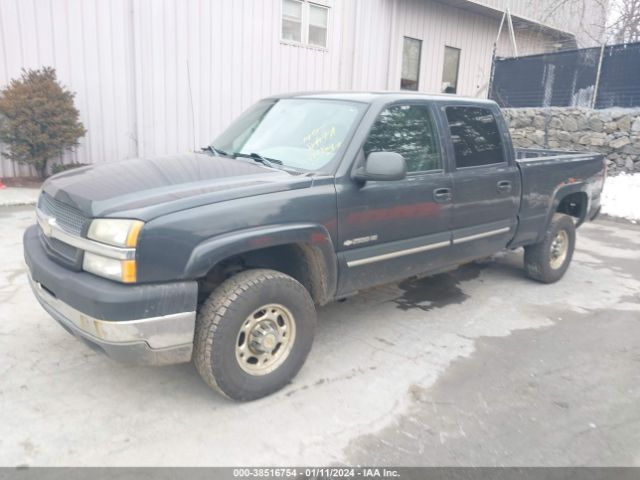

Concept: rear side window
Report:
left=364, top=104, right=441, bottom=173
left=445, top=106, right=505, bottom=168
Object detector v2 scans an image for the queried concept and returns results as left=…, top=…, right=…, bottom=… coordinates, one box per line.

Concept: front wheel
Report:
left=524, top=213, right=576, bottom=284
left=193, top=269, right=316, bottom=401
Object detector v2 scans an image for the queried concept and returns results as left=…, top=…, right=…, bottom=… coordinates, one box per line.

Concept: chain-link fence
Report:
left=489, top=41, right=640, bottom=109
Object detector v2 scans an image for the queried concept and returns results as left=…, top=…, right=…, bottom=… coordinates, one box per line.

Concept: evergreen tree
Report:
left=0, top=67, right=86, bottom=178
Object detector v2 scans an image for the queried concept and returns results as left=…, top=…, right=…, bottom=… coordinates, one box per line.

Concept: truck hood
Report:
left=42, top=153, right=313, bottom=220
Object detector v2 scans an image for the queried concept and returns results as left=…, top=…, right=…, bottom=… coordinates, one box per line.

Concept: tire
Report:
left=193, top=269, right=316, bottom=401
left=524, top=213, right=576, bottom=284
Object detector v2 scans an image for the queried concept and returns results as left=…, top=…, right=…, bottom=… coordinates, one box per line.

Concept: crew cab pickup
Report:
left=24, top=92, right=606, bottom=400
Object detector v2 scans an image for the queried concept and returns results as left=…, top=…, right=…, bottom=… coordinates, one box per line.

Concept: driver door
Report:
left=336, top=102, right=454, bottom=296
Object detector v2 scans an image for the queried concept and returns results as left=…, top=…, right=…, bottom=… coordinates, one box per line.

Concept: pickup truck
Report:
left=24, top=92, right=606, bottom=401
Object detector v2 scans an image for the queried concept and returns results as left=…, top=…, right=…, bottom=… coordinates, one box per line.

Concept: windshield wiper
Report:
left=234, top=152, right=283, bottom=169
left=201, top=145, right=229, bottom=157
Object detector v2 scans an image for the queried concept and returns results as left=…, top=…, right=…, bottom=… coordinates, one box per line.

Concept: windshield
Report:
left=212, top=99, right=366, bottom=171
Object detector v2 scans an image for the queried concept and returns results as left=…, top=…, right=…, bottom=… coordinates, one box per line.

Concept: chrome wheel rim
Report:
left=550, top=230, right=569, bottom=270
left=235, top=304, right=296, bottom=376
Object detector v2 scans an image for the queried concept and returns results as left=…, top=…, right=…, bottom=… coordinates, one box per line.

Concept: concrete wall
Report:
left=503, top=107, right=640, bottom=175
left=0, top=0, right=561, bottom=177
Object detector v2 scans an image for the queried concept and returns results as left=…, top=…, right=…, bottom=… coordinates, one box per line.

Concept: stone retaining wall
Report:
left=502, top=108, right=640, bottom=175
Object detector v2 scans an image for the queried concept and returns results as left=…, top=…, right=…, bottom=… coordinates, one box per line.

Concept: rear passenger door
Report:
left=443, top=105, right=520, bottom=261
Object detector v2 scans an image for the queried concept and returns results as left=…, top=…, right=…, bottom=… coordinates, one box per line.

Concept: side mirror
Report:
left=353, top=152, right=407, bottom=182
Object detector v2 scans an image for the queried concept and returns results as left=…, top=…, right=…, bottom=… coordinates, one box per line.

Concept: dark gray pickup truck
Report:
left=24, top=92, right=606, bottom=400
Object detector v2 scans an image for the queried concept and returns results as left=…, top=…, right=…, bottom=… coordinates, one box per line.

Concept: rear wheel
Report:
left=524, top=213, right=576, bottom=284
left=193, top=269, right=316, bottom=401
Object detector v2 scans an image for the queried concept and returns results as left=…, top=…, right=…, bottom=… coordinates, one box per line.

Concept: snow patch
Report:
left=601, top=173, right=640, bottom=223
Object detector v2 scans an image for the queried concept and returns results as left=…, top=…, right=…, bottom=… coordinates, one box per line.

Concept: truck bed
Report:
left=511, top=148, right=606, bottom=248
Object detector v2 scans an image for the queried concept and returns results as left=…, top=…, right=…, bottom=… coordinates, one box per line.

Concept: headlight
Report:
left=84, top=218, right=143, bottom=283
left=83, top=252, right=137, bottom=283
left=87, top=219, right=144, bottom=247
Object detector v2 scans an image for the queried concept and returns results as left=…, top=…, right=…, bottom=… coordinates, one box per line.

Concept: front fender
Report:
left=185, top=223, right=337, bottom=300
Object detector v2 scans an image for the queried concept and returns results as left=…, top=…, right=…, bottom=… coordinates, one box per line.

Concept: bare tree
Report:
left=610, top=0, right=640, bottom=43
left=539, top=0, right=640, bottom=45
left=539, top=0, right=609, bottom=46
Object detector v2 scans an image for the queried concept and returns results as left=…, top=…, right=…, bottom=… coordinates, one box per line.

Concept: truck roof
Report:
left=269, top=91, right=498, bottom=106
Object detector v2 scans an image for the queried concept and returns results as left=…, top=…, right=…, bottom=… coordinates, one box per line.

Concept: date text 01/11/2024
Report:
left=232, top=467, right=400, bottom=478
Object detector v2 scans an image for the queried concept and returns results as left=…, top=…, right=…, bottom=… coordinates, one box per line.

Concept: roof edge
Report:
left=431, top=0, right=577, bottom=43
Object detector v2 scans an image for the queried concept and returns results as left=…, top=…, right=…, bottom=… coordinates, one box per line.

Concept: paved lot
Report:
left=0, top=206, right=639, bottom=466
left=0, top=188, right=40, bottom=207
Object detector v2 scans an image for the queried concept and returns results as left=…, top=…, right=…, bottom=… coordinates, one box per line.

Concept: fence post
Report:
left=591, top=43, right=606, bottom=109
left=488, top=49, right=496, bottom=101
left=506, top=8, right=519, bottom=58
left=489, top=9, right=508, bottom=102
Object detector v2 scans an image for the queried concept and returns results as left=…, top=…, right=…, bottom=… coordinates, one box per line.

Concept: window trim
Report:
left=442, top=105, right=509, bottom=170
left=280, top=0, right=330, bottom=50
left=400, top=36, right=423, bottom=91
left=360, top=102, right=444, bottom=176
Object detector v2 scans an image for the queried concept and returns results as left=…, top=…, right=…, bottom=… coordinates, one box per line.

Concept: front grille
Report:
left=45, top=235, right=79, bottom=260
left=36, top=193, right=87, bottom=271
left=38, top=193, right=89, bottom=236
left=39, top=231, right=83, bottom=271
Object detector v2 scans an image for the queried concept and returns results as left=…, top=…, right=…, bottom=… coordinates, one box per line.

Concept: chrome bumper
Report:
left=29, top=274, right=196, bottom=365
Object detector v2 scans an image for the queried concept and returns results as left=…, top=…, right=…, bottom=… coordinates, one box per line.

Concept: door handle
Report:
left=497, top=180, right=512, bottom=193
left=433, top=187, right=452, bottom=203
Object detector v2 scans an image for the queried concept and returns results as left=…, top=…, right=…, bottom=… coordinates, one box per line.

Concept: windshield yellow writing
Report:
left=303, top=125, right=341, bottom=155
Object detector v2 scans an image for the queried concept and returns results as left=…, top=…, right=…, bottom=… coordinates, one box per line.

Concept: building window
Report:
left=308, top=4, right=328, bottom=47
left=442, top=46, right=461, bottom=94
left=445, top=106, right=506, bottom=168
left=281, top=1, right=329, bottom=48
left=364, top=105, right=441, bottom=172
left=282, top=0, right=303, bottom=43
left=401, top=37, right=422, bottom=91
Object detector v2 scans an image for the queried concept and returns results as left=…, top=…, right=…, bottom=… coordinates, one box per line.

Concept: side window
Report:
left=445, top=106, right=505, bottom=168
left=363, top=105, right=441, bottom=173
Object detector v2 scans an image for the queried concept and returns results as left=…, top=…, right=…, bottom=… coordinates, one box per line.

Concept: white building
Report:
left=0, top=0, right=607, bottom=177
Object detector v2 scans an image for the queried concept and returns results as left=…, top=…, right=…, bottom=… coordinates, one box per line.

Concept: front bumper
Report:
left=24, top=225, right=198, bottom=365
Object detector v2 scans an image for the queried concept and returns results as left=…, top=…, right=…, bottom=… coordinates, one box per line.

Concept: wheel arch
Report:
left=185, top=224, right=337, bottom=305
left=545, top=183, right=589, bottom=232
left=556, top=191, right=589, bottom=226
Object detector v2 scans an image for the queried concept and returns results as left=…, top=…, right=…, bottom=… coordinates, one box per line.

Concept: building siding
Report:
left=0, top=0, right=566, bottom=177
left=478, top=0, right=608, bottom=47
